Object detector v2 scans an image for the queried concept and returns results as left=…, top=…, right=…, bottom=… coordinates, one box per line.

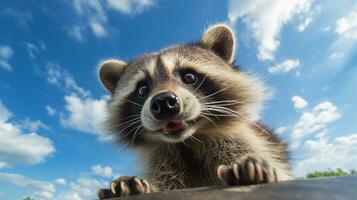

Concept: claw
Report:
left=255, top=163, right=263, bottom=182
left=217, top=165, right=226, bottom=181
left=273, top=169, right=278, bottom=182
left=133, top=177, right=144, bottom=193
left=232, top=163, right=239, bottom=180
left=142, top=179, right=151, bottom=193
left=110, top=182, right=117, bottom=194
left=98, top=176, right=157, bottom=198
left=120, top=181, right=129, bottom=195
left=247, top=161, right=255, bottom=181
left=217, top=157, right=278, bottom=186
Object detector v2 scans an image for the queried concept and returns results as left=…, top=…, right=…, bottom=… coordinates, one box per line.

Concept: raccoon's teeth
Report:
left=164, top=121, right=186, bottom=134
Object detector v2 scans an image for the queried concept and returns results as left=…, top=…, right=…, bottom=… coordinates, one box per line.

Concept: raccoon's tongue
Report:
left=164, top=121, right=186, bottom=133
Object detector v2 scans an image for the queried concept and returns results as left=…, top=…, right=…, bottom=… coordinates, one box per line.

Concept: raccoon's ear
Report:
left=199, top=24, right=236, bottom=64
left=99, top=59, right=127, bottom=93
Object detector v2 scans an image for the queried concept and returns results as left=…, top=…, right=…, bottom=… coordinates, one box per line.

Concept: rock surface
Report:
left=107, top=176, right=357, bottom=200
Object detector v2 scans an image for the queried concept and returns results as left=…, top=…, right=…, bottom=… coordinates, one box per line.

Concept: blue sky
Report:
left=0, top=0, right=356, bottom=199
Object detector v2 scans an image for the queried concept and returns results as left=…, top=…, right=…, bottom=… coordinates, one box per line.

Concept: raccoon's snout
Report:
left=150, top=91, right=180, bottom=120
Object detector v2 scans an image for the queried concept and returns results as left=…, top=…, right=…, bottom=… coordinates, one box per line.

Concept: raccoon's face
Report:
left=99, top=24, right=267, bottom=144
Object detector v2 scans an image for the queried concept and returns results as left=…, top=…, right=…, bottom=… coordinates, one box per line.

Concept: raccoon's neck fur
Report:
left=136, top=121, right=292, bottom=190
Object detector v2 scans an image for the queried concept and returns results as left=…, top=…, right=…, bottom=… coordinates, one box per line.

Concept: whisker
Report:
left=202, top=106, right=239, bottom=117
left=117, top=120, right=142, bottom=140
left=188, top=135, right=202, bottom=144
left=130, top=125, right=143, bottom=145
left=117, top=117, right=141, bottom=127
left=198, top=82, right=235, bottom=101
left=201, top=111, right=220, bottom=120
left=193, top=75, right=207, bottom=93
left=203, top=102, right=244, bottom=107
left=202, top=105, right=271, bottom=136
left=120, top=123, right=141, bottom=144
left=201, top=111, right=234, bottom=117
left=203, top=99, right=246, bottom=105
left=119, top=114, right=141, bottom=121
left=230, top=110, right=271, bottom=136
left=127, top=100, right=143, bottom=108
left=200, top=114, right=218, bottom=129
left=119, top=125, right=141, bottom=144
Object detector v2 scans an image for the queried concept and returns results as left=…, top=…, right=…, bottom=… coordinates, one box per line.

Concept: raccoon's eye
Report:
left=137, top=84, right=149, bottom=97
left=182, top=71, right=197, bottom=84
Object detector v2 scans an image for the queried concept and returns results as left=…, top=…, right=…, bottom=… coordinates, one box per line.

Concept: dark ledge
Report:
left=108, top=176, right=357, bottom=200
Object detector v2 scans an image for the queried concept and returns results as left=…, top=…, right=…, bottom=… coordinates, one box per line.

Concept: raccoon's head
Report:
left=99, top=24, right=267, bottom=145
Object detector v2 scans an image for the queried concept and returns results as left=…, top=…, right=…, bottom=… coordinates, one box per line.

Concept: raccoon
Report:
left=97, top=24, right=292, bottom=199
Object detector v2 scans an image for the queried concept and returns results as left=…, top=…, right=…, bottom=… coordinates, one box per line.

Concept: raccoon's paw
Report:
left=217, top=156, right=278, bottom=186
left=97, top=176, right=158, bottom=199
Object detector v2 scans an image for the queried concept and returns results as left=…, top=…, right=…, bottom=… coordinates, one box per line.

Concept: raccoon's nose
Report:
left=150, top=92, right=180, bottom=120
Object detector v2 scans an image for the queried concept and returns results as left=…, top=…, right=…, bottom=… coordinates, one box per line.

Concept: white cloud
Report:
left=275, top=126, right=287, bottom=134
left=26, top=42, right=39, bottom=60
left=106, top=0, right=154, bottom=14
left=71, top=0, right=108, bottom=40
left=57, top=192, right=82, bottom=200
left=89, top=20, right=107, bottom=38
left=335, top=10, right=357, bottom=39
left=26, top=42, right=45, bottom=60
left=295, top=4, right=321, bottom=32
left=294, top=133, right=357, bottom=177
left=0, top=101, right=11, bottom=121
left=46, top=105, right=57, bottom=116
left=292, top=96, right=308, bottom=109
left=69, top=0, right=155, bottom=41
left=296, top=16, right=313, bottom=32
left=54, top=178, right=66, bottom=186
left=291, top=101, right=341, bottom=142
left=44, top=62, right=90, bottom=97
left=19, top=118, right=50, bottom=132
left=0, top=162, right=9, bottom=169
left=51, top=165, right=120, bottom=200
left=39, top=63, right=110, bottom=141
left=34, top=190, right=54, bottom=199
left=0, top=173, right=55, bottom=192
left=55, top=176, right=105, bottom=200
left=60, top=94, right=109, bottom=141
left=92, top=164, right=113, bottom=178
left=321, top=8, right=357, bottom=73
left=0, top=172, right=55, bottom=199
left=329, top=51, right=345, bottom=59
left=0, top=45, right=13, bottom=59
left=0, top=169, right=113, bottom=200
left=69, top=25, right=85, bottom=42
left=0, top=60, right=12, bottom=71
left=228, top=0, right=312, bottom=60
left=0, top=45, right=14, bottom=71
left=268, top=59, right=300, bottom=74
left=0, top=101, right=55, bottom=168
left=2, top=8, right=33, bottom=28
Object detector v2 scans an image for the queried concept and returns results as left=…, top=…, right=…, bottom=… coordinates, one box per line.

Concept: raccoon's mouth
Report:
left=163, top=121, right=187, bottom=134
